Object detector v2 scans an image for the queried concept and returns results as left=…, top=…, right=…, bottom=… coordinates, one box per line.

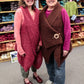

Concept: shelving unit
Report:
left=0, top=30, right=14, bottom=34
left=0, top=0, right=43, bottom=63
left=0, top=0, right=19, bottom=2
left=0, top=21, right=14, bottom=25
left=0, top=40, right=15, bottom=43
left=76, top=15, right=84, bottom=17
left=77, top=7, right=84, bottom=8
left=0, top=57, right=11, bottom=62
left=0, top=11, right=15, bottom=14
left=0, top=0, right=19, bottom=62
left=0, top=49, right=15, bottom=53
left=71, top=22, right=84, bottom=25
left=70, top=4, right=84, bottom=47
left=0, top=0, right=83, bottom=62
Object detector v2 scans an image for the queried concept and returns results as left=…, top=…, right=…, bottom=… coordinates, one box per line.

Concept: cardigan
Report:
left=64, top=1, right=78, bottom=16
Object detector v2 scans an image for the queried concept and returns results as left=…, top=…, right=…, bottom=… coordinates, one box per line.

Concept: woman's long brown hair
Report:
left=19, top=0, right=36, bottom=10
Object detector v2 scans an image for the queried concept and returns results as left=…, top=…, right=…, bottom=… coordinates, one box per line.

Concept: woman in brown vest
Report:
left=39, top=0, right=72, bottom=84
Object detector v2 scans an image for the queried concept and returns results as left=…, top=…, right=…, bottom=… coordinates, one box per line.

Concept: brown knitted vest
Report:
left=39, top=2, right=71, bottom=66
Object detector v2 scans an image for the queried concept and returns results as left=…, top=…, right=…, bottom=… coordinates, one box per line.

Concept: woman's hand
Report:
left=36, top=45, right=41, bottom=53
left=17, top=46, right=25, bottom=57
left=63, top=50, right=69, bottom=57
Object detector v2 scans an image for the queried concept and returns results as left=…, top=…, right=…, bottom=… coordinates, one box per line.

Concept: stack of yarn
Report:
left=78, top=8, right=84, bottom=15
left=0, top=33, right=14, bottom=42
left=71, top=25, right=81, bottom=32
left=0, top=24, right=14, bottom=32
left=10, top=2, right=18, bottom=11
left=0, top=4, right=1, bottom=11
left=59, top=1, right=65, bottom=7
left=0, top=14, right=2, bottom=22
left=0, top=52, right=10, bottom=59
left=1, top=13, right=14, bottom=22
left=0, top=43, right=6, bottom=51
left=72, top=32, right=84, bottom=39
left=1, top=2, right=11, bottom=11
left=71, top=17, right=84, bottom=23
left=80, top=25, right=84, bottom=31
left=0, top=42, right=15, bottom=51
left=6, top=42, right=15, bottom=50
left=40, top=0, right=46, bottom=7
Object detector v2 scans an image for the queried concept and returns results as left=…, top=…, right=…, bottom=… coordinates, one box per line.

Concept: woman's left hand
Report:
left=63, top=50, right=69, bottom=57
left=36, top=45, right=41, bottom=53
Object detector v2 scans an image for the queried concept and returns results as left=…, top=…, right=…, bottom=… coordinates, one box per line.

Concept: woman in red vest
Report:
left=39, top=0, right=72, bottom=84
left=14, top=0, right=43, bottom=84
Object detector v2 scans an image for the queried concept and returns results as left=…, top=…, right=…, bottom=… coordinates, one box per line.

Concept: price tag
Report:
left=71, top=15, right=77, bottom=21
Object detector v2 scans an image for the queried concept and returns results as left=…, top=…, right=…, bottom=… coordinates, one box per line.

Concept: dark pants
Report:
left=20, top=66, right=37, bottom=78
left=46, top=53, right=65, bottom=84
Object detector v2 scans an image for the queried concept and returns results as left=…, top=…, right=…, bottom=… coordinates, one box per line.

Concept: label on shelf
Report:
left=10, top=51, right=18, bottom=63
left=71, top=15, right=77, bottom=21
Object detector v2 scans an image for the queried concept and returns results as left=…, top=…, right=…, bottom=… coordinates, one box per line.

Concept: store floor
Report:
left=0, top=46, right=84, bottom=84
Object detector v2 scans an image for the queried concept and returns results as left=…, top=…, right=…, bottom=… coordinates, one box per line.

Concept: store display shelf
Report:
left=71, top=37, right=84, bottom=40
left=77, top=7, right=84, bottom=8
left=72, top=43, right=84, bottom=47
left=0, top=49, right=15, bottom=53
left=71, top=22, right=84, bottom=25
left=76, top=15, right=84, bottom=17
left=0, top=21, right=14, bottom=25
left=0, top=0, right=19, bottom=2
left=39, top=8, right=43, bottom=10
left=0, top=30, right=14, bottom=34
left=0, top=40, right=16, bottom=43
left=0, top=57, right=11, bottom=62
left=0, top=11, right=15, bottom=14
left=72, top=44, right=79, bottom=47
left=71, top=30, right=84, bottom=33
left=71, top=31, right=80, bottom=33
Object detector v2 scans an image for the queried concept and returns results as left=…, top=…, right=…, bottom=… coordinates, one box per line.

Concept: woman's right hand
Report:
left=17, top=46, right=25, bottom=57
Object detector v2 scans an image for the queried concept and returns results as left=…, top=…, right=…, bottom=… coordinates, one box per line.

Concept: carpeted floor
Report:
left=0, top=46, right=84, bottom=84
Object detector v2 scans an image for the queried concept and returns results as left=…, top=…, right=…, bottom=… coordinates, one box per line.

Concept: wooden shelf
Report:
left=72, top=43, right=84, bottom=47
left=0, top=49, right=15, bottom=53
left=71, top=31, right=80, bottom=33
left=0, top=30, right=14, bottom=34
left=39, top=8, right=43, bottom=10
left=77, top=7, right=84, bottom=8
left=71, top=30, right=84, bottom=33
left=0, top=40, right=15, bottom=43
left=72, top=44, right=79, bottom=47
left=71, top=22, right=84, bottom=25
left=76, top=15, right=84, bottom=17
left=71, top=37, right=84, bottom=41
left=0, top=21, right=14, bottom=25
left=0, top=0, right=19, bottom=2
left=0, top=11, right=15, bottom=14
left=0, top=57, right=11, bottom=62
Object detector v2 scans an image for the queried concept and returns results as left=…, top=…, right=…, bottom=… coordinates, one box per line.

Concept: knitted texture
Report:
left=45, top=8, right=71, bottom=50
left=14, top=6, right=42, bottom=72
left=39, top=2, right=71, bottom=66
left=64, top=1, right=78, bottom=16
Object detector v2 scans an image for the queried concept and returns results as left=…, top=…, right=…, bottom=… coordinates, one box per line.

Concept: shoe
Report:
left=33, top=74, right=43, bottom=83
left=45, top=80, right=53, bottom=84
left=24, top=80, right=33, bottom=84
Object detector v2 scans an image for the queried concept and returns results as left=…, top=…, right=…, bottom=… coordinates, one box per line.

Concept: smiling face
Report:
left=24, top=0, right=34, bottom=7
left=46, top=0, right=57, bottom=7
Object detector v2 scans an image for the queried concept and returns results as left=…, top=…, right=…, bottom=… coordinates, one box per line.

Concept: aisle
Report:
left=0, top=46, right=84, bottom=84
